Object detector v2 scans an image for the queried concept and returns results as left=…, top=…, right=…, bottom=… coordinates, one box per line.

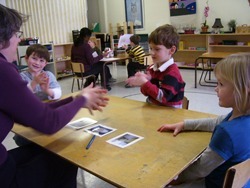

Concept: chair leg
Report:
left=80, top=78, right=84, bottom=89
left=71, top=78, right=75, bottom=93
left=77, top=79, right=80, bottom=90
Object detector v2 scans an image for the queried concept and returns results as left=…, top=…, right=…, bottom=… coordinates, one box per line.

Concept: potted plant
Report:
left=201, top=2, right=209, bottom=33
left=228, top=19, right=236, bottom=33
left=201, top=20, right=209, bottom=32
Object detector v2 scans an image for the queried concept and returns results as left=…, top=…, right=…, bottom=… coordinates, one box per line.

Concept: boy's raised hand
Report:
left=157, top=122, right=184, bottom=136
left=126, top=72, right=148, bottom=87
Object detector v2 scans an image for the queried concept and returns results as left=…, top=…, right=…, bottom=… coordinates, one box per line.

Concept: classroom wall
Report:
left=2, top=0, right=250, bottom=43
left=97, top=0, right=250, bottom=34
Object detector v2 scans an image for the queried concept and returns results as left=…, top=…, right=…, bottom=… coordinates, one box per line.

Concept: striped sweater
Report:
left=126, top=45, right=145, bottom=64
left=141, top=58, right=185, bottom=108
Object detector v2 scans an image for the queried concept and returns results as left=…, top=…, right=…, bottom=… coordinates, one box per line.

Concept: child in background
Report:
left=20, top=44, right=62, bottom=101
left=123, top=34, right=146, bottom=88
left=158, top=53, right=250, bottom=188
left=126, top=24, right=185, bottom=108
left=14, top=44, right=62, bottom=146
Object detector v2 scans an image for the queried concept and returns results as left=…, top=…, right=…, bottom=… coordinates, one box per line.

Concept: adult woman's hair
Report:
left=214, top=53, right=250, bottom=115
left=74, top=27, right=92, bottom=46
left=0, top=4, right=28, bottom=50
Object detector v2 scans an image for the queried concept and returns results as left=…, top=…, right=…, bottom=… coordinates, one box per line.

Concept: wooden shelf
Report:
left=209, top=45, right=250, bottom=47
left=56, top=57, right=71, bottom=63
left=178, top=49, right=207, bottom=52
left=174, top=33, right=250, bottom=67
left=57, top=72, right=73, bottom=79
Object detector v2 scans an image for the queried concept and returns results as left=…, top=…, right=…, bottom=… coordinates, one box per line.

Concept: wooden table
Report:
left=194, top=52, right=233, bottom=88
left=100, top=54, right=130, bottom=88
left=12, top=95, right=216, bottom=188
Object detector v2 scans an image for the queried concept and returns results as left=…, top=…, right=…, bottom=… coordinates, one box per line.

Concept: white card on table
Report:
left=84, top=124, right=116, bottom=137
left=106, top=132, right=144, bottom=148
left=67, top=117, right=97, bottom=130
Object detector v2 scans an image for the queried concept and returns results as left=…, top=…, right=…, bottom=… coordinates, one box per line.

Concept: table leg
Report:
left=103, top=62, right=107, bottom=89
left=194, top=57, right=199, bottom=88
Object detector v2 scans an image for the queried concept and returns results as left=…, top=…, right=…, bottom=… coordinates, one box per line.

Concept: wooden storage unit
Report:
left=174, top=33, right=250, bottom=68
left=109, top=22, right=134, bottom=49
left=174, top=34, right=207, bottom=68
left=207, top=34, right=250, bottom=53
left=54, top=43, right=73, bottom=79
left=43, top=43, right=56, bottom=77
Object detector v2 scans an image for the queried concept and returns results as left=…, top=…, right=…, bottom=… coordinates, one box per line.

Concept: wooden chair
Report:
left=144, top=55, right=153, bottom=67
left=182, top=96, right=189, bottom=110
left=138, top=55, right=153, bottom=73
left=223, top=159, right=250, bottom=188
left=70, top=62, right=95, bottom=93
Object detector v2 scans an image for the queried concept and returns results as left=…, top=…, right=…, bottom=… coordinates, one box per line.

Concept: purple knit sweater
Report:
left=71, top=41, right=103, bottom=72
left=0, top=53, right=86, bottom=166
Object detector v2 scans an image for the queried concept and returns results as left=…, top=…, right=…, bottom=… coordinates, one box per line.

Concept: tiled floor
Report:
left=3, top=64, right=231, bottom=188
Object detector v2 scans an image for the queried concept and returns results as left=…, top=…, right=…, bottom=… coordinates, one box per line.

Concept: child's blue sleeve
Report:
left=209, top=126, right=233, bottom=160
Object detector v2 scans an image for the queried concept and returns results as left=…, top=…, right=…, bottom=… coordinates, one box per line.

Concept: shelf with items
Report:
left=54, top=43, right=73, bottom=79
left=174, top=34, right=207, bottom=68
left=43, top=43, right=56, bottom=77
left=109, top=22, right=134, bottom=50
left=207, top=33, right=250, bottom=53
left=174, top=33, right=250, bottom=69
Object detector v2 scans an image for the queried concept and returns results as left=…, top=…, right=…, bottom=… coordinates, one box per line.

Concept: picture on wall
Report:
left=169, top=0, right=196, bottom=17
left=125, top=0, right=144, bottom=29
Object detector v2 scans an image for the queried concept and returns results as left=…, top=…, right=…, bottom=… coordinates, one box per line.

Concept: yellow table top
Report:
left=199, top=52, right=235, bottom=59
left=12, top=95, right=216, bottom=187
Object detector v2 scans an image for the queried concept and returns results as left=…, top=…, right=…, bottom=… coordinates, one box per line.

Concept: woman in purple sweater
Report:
left=71, top=27, right=113, bottom=91
left=0, top=5, right=108, bottom=188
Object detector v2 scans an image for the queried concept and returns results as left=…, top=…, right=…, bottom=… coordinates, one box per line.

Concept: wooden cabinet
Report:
left=54, top=43, right=73, bottom=79
left=173, top=34, right=207, bottom=68
left=174, top=33, right=250, bottom=68
left=109, top=22, right=134, bottom=49
left=207, top=34, right=250, bottom=53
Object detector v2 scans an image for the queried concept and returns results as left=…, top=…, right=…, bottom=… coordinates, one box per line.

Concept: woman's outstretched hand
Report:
left=78, top=83, right=109, bottom=114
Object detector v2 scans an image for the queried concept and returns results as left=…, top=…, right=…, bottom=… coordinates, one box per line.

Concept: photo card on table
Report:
left=107, top=132, right=144, bottom=148
left=66, top=117, right=97, bottom=130
left=84, top=124, right=116, bottom=137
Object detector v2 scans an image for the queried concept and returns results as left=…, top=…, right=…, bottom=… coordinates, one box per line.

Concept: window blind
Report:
left=6, top=0, right=87, bottom=44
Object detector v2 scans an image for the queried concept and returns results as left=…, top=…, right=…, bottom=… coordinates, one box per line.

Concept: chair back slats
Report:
left=182, top=96, right=189, bottom=110
left=144, top=55, right=153, bottom=66
left=71, top=62, right=85, bottom=74
left=223, top=159, right=250, bottom=188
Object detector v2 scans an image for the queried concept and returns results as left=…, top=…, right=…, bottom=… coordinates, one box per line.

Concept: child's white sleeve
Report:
left=26, top=82, right=35, bottom=93
left=48, top=88, right=62, bottom=100
left=183, top=115, right=226, bottom=132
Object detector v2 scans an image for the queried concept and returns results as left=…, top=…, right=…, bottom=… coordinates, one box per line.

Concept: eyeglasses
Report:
left=15, top=31, right=23, bottom=38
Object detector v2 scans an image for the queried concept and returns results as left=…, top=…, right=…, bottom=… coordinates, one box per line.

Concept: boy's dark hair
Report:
left=74, top=27, right=92, bottom=46
left=130, top=35, right=141, bottom=45
left=26, top=44, right=50, bottom=62
left=0, top=4, right=28, bottom=50
left=148, top=24, right=179, bottom=51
